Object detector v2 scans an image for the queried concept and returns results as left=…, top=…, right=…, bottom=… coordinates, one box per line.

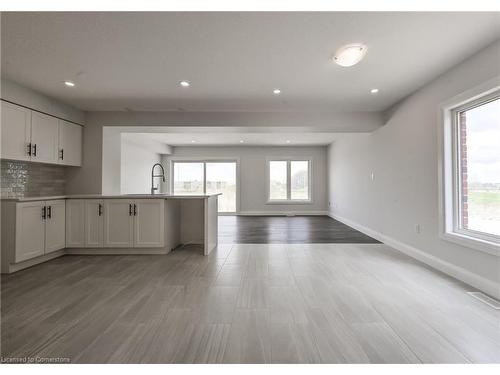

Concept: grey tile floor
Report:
left=1, top=243, right=499, bottom=363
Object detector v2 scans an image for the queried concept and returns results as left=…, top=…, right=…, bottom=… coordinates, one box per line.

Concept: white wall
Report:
left=164, top=146, right=328, bottom=214
left=120, top=138, right=162, bottom=194
left=327, top=40, right=500, bottom=298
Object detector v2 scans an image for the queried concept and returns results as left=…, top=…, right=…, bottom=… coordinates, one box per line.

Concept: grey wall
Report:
left=121, top=138, right=162, bottom=194
left=65, top=110, right=382, bottom=195
left=1, top=78, right=85, bottom=125
left=164, top=146, right=328, bottom=214
left=327, top=40, right=500, bottom=296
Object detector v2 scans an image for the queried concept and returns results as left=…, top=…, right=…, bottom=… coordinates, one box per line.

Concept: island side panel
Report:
left=204, top=195, right=218, bottom=255
left=180, top=198, right=204, bottom=246
left=164, top=199, right=181, bottom=252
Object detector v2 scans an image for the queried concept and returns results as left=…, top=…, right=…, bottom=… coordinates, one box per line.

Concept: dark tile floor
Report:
left=218, top=215, right=380, bottom=244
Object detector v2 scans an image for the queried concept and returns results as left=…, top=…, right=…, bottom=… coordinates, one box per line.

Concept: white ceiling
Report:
left=123, top=132, right=339, bottom=147
left=2, top=12, right=499, bottom=112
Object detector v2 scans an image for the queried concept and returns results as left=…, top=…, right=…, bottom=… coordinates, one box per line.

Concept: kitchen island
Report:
left=1, top=193, right=220, bottom=273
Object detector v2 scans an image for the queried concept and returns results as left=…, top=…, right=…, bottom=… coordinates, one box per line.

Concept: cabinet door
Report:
left=31, top=111, right=59, bottom=164
left=66, top=199, right=85, bottom=247
left=15, top=201, right=45, bottom=262
left=1, top=101, right=31, bottom=161
left=45, top=200, right=66, bottom=253
left=103, top=200, right=133, bottom=248
left=85, top=200, right=104, bottom=247
left=59, top=120, right=82, bottom=166
left=133, top=199, right=165, bottom=248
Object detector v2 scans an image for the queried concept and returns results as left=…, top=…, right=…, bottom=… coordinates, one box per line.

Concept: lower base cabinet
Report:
left=12, top=200, right=66, bottom=263
left=66, top=198, right=165, bottom=249
left=85, top=200, right=104, bottom=247
left=45, top=200, right=66, bottom=253
left=15, top=201, right=46, bottom=262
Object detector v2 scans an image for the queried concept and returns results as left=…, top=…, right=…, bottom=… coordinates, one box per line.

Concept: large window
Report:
left=172, top=160, right=237, bottom=213
left=268, top=159, right=311, bottom=202
left=442, top=86, right=500, bottom=254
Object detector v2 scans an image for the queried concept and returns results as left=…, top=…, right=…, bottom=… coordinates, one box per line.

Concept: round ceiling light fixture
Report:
left=273, top=88, right=281, bottom=95
left=370, top=88, right=379, bottom=94
left=180, top=80, right=190, bottom=87
left=333, top=44, right=367, bottom=67
left=64, top=81, right=75, bottom=87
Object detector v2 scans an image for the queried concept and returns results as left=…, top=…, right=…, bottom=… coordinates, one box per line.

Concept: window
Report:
left=173, top=162, right=204, bottom=195
left=206, top=162, right=237, bottom=213
left=172, top=160, right=238, bottom=213
left=441, top=85, right=500, bottom=254
left=267, top=159, right=311, bottom=202
left=269, top=161, right=287, bottom=200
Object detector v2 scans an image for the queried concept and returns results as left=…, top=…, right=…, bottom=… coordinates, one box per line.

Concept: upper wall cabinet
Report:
left=0, top=101, right=83, bottom=167
left=1, top=101, right=31, bottom=161
left=59, top=120, right=82, bottom=166
left=31, top=111, right=60, bottom=164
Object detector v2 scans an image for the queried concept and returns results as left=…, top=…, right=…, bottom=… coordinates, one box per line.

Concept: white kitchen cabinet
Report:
left=103, top=200, right=134, bottom=248
left=13, top=200, right=66, bottom=262
left=15, top=201, right=46, bottom=262
left=59, top=120, right=82, bottom=166
left=133, top=199, right=165, bottom=247
left=1, top=101, right=31, bottom=161
left=85, top=199, right=104, bottom=247
left=45, top=200, right=66, bottom=253
left=1, top=100, right=83, bottom=167
left=66, top=199, right=85, bottom=247
left=31, top=111, right=60, bottom=164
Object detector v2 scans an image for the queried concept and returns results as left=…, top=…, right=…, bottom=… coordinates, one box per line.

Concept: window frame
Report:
left=439, top=77, right=500, bottom=256
left=266, top=157, right=313, bottom=204
left=170, top=157, right=240, bottom=214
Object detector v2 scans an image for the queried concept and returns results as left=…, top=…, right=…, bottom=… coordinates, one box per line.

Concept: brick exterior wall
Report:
left=0, top=160, right=66, bottom=198
left=459, top=111, right=469, bottom=229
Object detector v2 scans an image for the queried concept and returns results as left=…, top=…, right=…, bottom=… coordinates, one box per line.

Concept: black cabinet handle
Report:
left=42, top=206, right=46, bottom=220
left=133, top=204, right=137, bottom=216
left=47, top=205, right=52, bottom=219
left=98, top=203, right=102, bottom=216
left=32, top=144, right=37, bottom=157
left=60, top=149, right=64, bottom=160
left=27, top=143, right=32, bottom=156
left=129, top=203, right=133, bottom=216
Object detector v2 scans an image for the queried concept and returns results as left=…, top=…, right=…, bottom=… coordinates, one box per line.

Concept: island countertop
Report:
left=0, top=193, right=222, bottom=202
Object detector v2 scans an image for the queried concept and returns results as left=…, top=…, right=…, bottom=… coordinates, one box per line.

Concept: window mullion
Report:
left=203, top=162, right=207, bottom=195
left=287, top=160, right=291, bottom=200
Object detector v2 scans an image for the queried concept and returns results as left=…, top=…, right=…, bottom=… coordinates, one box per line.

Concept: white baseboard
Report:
left=238, top=211, right=329, bottom=216
left=66, top=248, right=171, bottom=255
left=329, top=212, right=500, bottom=300
left=5, top=250, right=65, bottom=274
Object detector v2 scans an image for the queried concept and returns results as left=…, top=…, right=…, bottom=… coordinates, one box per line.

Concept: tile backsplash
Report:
left=1, top=160, right=66, bottom=198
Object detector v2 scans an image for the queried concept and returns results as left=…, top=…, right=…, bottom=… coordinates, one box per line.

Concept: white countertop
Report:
left=0, top=193, right=222, bottom=202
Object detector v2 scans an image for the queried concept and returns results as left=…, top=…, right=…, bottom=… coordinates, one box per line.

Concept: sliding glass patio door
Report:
left=172, top=160, right=238, bottom=213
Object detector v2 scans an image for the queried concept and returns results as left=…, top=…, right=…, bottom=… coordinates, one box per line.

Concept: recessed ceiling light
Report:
left=333, top=44, right=367, bottom=67
left=286, top=140, right=291, bottom=144
left=273, top=89, right=281, bottom=95
left=191, top=140, right=196, bottom=143
left=239, top=140, right=244, bottom=143
left=370, top=88, right=379, bottom=94
left=64, top=81, right=75, bottom=87
left=180, top=80, right=190, bottom=87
